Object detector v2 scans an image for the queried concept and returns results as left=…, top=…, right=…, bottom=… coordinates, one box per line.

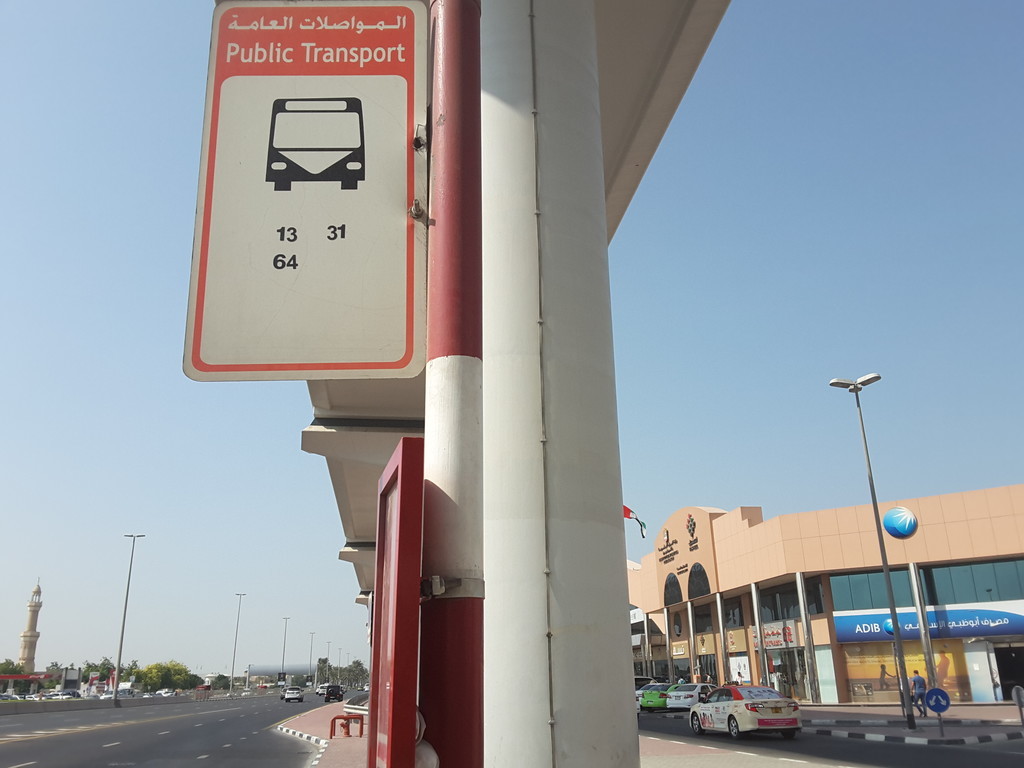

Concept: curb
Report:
left=807, top=727, right=1024, bottom=745
left=276, top=725, right=330, bottom=767
left=277, top=723, right=331, bottom=746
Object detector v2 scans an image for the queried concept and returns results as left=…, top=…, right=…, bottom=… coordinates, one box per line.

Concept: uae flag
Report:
left=623, top=505, right=647, bottom=538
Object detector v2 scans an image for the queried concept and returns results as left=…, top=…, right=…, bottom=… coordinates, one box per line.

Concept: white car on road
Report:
left=666, top=683, right=715, bottom=710
left=281, top=686, right=304, bottom=703
left=689, top=685, right=800, bottom=739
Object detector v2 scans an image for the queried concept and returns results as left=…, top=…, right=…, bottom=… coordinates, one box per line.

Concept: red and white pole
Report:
left=419, top=0, right=483, bottom=766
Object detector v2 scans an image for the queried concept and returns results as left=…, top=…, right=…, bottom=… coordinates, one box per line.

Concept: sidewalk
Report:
left=277, top=700, right=1024, bottom=768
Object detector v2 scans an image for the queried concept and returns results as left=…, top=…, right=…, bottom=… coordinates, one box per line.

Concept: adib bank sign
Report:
left=834, top=600, right=1024, bottom=642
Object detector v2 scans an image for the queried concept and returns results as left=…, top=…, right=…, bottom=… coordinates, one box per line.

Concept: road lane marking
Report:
left=158, top=731, right=170, bottom=735
left=9, top=762, right=38, bottom=767
left=0, top=706, right=245, bottom=745
left=197, top=756, right=209, bottom=760
left=779, top=760, right=807, bottom=764
left=102, top=742, right=121, bottom=747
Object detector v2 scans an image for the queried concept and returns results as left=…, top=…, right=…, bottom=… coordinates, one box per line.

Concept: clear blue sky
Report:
left=1, top=2, right=1021, bottom=676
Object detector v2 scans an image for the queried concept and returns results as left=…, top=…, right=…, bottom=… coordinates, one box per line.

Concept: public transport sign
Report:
left=185, top=0, right=427, bottom=381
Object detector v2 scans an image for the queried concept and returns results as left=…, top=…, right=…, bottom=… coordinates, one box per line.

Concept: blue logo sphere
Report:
left=883, top=506, right=919, bottom=539
left=883, top=618, right=894, bottom=635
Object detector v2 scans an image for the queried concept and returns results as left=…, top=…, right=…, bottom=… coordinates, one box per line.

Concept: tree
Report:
left=340, top=659, right=368, bottom=688
left=211, top=674, right=230, bottom=690
left=136, top=660, right=203, bottom=692
left=81, top=657, right=116, bottom=680
left=0, top=660, right=28, bottom=694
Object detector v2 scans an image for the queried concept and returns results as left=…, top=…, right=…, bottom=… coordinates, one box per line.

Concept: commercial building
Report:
left=628, top=484, right=1024, bottom=703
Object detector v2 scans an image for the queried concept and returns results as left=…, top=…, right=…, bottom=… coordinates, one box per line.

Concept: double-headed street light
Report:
left=829, top=373, right=916, bottom=730
left=113, top=534, right=145, bottom=707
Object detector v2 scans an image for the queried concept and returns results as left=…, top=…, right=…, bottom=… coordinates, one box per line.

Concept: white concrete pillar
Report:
left=481, top=0, right=637, bottom=765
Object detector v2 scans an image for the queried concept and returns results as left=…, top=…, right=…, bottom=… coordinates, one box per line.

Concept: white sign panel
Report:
left=185, top=0, right=427, bottom=381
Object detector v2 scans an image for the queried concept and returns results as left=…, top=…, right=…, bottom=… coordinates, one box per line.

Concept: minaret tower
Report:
left=18, top=583, right=42, bottom=672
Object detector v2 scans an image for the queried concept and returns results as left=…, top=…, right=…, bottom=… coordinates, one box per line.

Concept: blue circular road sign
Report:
left=925, top=688, right=951, bottom=713
left=883, top=506, right=919, bottom=539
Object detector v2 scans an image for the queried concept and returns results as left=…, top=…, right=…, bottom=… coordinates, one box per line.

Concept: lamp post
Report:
left=326, top=640, right=332, bottom=683
left=830, top=373, right=916, bottom=730
left=309, top=632, right=316, bottom=684
left=280, top=617, right=290, bottom=685
left=113, top=534, right=145, bottom=708
left=229, top=593, right=245, bottom=697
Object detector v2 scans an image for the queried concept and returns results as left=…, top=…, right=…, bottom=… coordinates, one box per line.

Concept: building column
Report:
left=480, top=2, right=637, bottom=764
left=663, top=607, right=674, bottom=680
left=795, top=572, right=820, bottom=703
left=643, top=614, right=653, bottom=678
left=751, top=582, right=768, bottom=685
left=715, top=593, right=730, bottom=683
left=686, top=602, right=697, bottom=682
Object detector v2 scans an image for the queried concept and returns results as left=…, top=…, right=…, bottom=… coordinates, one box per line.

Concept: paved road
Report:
left=638, top=712, right=1024, bottom=768
left=0, top=695, right=318, bottom=768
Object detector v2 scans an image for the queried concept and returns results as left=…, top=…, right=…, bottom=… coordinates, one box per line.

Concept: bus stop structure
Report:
left=298, top=1, right=730, bottom=766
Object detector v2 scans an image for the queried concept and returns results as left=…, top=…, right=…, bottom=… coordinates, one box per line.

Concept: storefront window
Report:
left=673, top=658, right=691, bottom=683
left=672, top=612, right=683, bottom=637
left=692, top=605, right=714, bottom=634
left=765, top=648, right=806, bottom=700
left=723, top=598, right=744, bottom=628
left=922, top=558, right=1024, bottom=604
left=830, top=570, right=912, bottom=611
left=664, top=573, right=682, bottom=606
left=841, top=640, right=971, bottom=703
left=688, top=563, right=711, bottom=599
left=696, top=654, right=718, bottom=686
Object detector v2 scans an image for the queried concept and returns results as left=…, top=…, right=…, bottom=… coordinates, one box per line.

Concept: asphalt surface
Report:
left=0, top=694, right=317, bottom=767
left=274, top=699, right=1024, bottom=768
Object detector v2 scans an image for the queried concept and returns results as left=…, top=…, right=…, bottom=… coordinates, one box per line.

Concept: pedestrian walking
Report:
left=910, top=670, right=927, bottom=716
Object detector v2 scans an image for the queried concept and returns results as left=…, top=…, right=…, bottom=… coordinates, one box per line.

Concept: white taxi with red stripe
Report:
left=689, top=685, right=800, bottom=740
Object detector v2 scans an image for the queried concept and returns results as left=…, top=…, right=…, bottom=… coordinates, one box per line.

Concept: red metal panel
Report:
left=369, top=437, right=424, bottom=767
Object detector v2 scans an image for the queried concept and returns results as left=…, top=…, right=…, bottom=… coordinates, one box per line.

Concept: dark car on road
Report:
left=324, top=684, right=344, bottom=702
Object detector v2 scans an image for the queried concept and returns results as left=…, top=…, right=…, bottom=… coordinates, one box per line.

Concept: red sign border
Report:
left=187, top=1, right=425, bottom=378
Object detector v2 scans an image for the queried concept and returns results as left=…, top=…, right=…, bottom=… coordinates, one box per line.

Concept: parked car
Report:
left=323, top=684, right=343, bottom=702
left=689, top=685, right=800, bottom=740
left=666, top=683, right=714, bottom=710
left=636, top=683, right=673, bottom=710
left=634, top=676, right=656, bottom=691
left=281, top=686, right=304, bottom=703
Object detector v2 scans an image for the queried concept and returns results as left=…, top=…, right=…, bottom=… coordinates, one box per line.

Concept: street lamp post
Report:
left=281, top=617, right=290, bottom=685
left=229, top=593, right=246, bottom=697
left=830, top=373, right=916, bottom=730
left=309, top=632, right=316, bottom=685
left=113, top=534, right=145, bottom=708
left=326, top=640, right=332, bottom=683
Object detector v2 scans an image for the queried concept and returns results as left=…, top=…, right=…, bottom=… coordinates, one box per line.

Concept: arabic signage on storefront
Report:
left=727, top=629, right=747, bottom=653
left=753, top=620, right=799, bottom=650
left=833, top=600, right=1024, bottom=642
left=671, top=641, right=689, bottom=657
